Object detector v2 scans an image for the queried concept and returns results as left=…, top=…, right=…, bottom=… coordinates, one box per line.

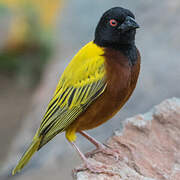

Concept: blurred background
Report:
left=0, top=0, right=180, bottom=180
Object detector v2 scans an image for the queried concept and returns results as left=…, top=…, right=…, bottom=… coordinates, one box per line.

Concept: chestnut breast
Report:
left=105, top=47, right=140, bottom=106
left=75, top=47, right=141, bottom=131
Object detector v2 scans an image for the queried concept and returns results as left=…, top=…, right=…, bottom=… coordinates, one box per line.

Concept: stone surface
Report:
left=75, top=98, right=180, bottom=180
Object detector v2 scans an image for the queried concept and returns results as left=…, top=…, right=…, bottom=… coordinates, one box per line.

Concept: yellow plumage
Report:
left=12, top=137, right=42, bottom=175
left=12, top=41, right=107, bottom=175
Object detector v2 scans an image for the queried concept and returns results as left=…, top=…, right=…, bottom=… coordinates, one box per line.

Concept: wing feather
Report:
left=36, top=42, right=106, bottom=148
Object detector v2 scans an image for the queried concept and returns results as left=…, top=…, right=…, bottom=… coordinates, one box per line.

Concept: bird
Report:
left=12, top=7, right=140, bottom=175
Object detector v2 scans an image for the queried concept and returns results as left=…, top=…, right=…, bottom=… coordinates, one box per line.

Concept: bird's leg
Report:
left=79, top=131, right=106, bottom=149
left=70, top=141, right=116, bottom=176
left=70, top=141, right=87, bottom=162
left=79, top=131, right=119, bottom=160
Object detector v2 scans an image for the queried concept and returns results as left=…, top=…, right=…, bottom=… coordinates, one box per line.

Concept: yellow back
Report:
left=37, top=41, right=107, bottom=147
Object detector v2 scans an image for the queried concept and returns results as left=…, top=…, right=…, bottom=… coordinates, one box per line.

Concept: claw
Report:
left=86, top=145, right=120, bottom=161
left=79, top=131, right=121, bottom=161
left=74, top=158, right=118, bottom=176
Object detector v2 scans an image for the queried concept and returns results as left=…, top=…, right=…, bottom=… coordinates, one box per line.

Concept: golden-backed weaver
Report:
left=12, top=7, right=140, bottom=175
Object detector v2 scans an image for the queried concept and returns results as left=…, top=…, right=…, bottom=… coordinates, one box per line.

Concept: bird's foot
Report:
left=86, top=144, right=120, bottom=161
left=73, top=158, right=117, bottom=176
left=98, top=144, right=120, bottom=161
left=79, top=131, right=120, bottom=161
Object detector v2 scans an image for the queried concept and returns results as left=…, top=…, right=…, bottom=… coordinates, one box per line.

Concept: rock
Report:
left=75, top=98, right=180, bottom=180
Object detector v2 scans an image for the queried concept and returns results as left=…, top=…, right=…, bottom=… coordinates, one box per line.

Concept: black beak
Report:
left=118, top=16, right=140, bottom=33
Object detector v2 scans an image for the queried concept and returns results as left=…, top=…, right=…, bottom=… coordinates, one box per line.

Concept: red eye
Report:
left=109, top=19, right=118, bottom=27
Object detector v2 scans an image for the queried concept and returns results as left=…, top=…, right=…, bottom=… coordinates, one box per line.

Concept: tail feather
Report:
left=12, top=137, right=42, bottom=175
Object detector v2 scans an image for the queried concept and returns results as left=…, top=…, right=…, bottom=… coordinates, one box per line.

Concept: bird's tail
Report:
left=12, top=136, right=42, bottom=175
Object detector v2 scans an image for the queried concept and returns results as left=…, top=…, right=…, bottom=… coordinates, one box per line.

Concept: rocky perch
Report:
left=74, top=98, right=180, bottom=180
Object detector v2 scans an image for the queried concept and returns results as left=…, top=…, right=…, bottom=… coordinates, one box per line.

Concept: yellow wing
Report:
left=36, top=41, right=107, bottom=148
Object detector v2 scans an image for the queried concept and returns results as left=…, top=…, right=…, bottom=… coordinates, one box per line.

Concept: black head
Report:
left=94, top=7, right=139, bottom=49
